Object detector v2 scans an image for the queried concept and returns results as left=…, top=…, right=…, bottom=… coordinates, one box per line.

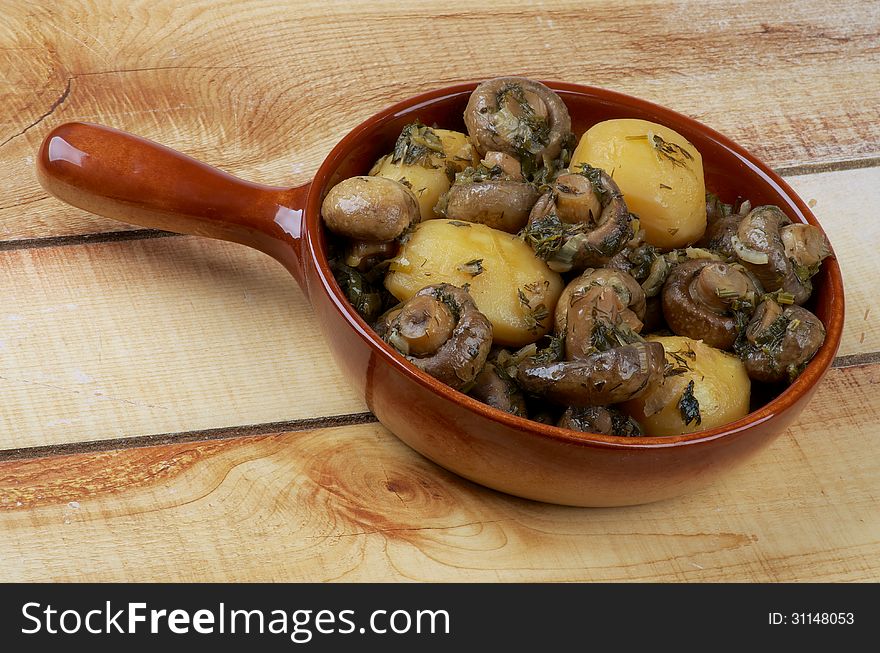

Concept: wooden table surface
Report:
left=1, top=0, right=878, bottom=582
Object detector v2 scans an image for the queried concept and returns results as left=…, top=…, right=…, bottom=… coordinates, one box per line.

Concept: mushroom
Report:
left=522, top=166, right=633, bottom=273
left=321, top=176, right=420, bottom=241
left=463, top=77, right=571, bottom=162
left=468, top=361, right=528, bottom=417
left=780, top=223, right=832, bottom=271
left=739, top=300, right=826, bottom=383
left=554, top=267, right=646, bottom=336
left=732, top=205, right=827, bottom=304
left=481, top=151, right=525, bottom=181
left=557, top=405, right=643, bottom=437
left=697, top=194, right=751, bottom=258
left=606, top=241, right=660, bottom=285
left=517, top=341, right=666, bottom=406
left=553, top=172, right=602, bottom=224
left=379, top=284, right=492, bottom=390
left=442, top=180, right=539, bottom=233
left=344, top=239, right=398, bottom=272
left=661, top=258, right=760, bottom=350
left=439, top=151, right=540, bottom=232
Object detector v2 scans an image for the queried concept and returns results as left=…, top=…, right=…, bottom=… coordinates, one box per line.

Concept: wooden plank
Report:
left=1, top=167, right=876, bottom=450
left=1, top=0, right=878, bottom=240
left=1, top=363, right=877, bottom=582
left=786, top=168, right=880, bottom=357
left=0, top=236, right=365, bottom=447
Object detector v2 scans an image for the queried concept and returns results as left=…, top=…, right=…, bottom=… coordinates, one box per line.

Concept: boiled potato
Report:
left=570, top=119, right=706, bottom=249
left=434, top=128, right=480, bottom=172
left=385, top=219, right=563, bottom=346
left=622, top=335, right=750, bottom=436
left=370, top=155, right=451, bottom=221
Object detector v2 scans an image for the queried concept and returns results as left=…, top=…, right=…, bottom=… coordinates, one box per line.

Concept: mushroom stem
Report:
left=481, top=151, right=525, bottom=181
left=662, top=259, right=759, bottom=351
left=389, top=295, right=456, bottom=357
left=381, top=284, right=493, bottom=390
left=463, top=77, right=572, bottom=162
left=690, top=262, right=754, bottom=313
left=553, top=173, right=602, bottom=224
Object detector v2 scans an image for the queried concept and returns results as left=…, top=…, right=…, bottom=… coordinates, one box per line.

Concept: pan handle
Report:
left=36, top=122, right=309, bottom=289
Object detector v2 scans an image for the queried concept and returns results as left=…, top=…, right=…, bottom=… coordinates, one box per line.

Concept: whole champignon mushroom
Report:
left=441, top=154, right=540, bottom=232
left=522, top=165, right=633, bottom=273
left=463, top=77, right=572, bottom=163
left=517, top=341, right=666, bottom=406
left=780, top=223, right=832, bottom=271
left=564, top=287, right=643, bottom=360
left=468, top=361, right=528, bottom=417
left=739, top=300, right=826, bottom=383
left=661, top=258, right=760, bottom=350
left=557, top=405, right=643, bottom=437
left=697, top=195, right=751, bottom=258
left=322, top=176, right=420, bottom=241
left=379, top=284, right=492, bottom=390
left=554, top=267, right=646, bottom=336
left=732, top=205, right=830, bottom=305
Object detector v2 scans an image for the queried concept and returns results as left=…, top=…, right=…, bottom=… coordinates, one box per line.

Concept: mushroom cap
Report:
left=468, top=361, right=528, bottom=417
left=734, top=205, right=812, bottom=304
left=443, top=180, right=539, bottom=233
left=463, top=77, right=571, bottom=162
left=554, top=267, right=646, bottom=335
left=321, top=176, right=420, bottom=241
left=780, top=223, right=832, bottom=269
left=741, top=301, right=826, bottom=383
left=516, top=341, right=666, bottom=406
left=662, top=258, right=758, bottom=351
left=557, top=405, right=643, bottom=437
left=537, top=166, right=633, bottom=273
left=382, top=284, right=493, bottom=390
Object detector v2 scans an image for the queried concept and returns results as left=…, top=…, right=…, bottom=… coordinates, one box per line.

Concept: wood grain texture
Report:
left=1, top=0, right=878, bottom=240
left=1, top=363, right=877, bottom=582
left=2, top=0, right=879, bottom=583
left=0, top=236, right=364, bottom=447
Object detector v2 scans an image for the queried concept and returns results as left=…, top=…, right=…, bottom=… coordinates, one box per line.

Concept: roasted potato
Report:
left=570, top=118, right=706, bottom=249
left=384, top=219, right=564, bottom=346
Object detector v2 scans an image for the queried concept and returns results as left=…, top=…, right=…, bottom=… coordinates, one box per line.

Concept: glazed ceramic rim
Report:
left=307, top=81, right=845, bottom=450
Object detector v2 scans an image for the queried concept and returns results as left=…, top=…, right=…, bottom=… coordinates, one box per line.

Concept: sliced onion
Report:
left=731, top=235, right=769, bottom=265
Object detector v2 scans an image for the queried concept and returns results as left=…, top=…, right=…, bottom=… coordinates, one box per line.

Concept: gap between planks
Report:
left=1, top=352, right=878, bottom=463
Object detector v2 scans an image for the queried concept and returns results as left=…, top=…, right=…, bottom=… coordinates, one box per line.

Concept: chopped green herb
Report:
left=520, top=213, right=566, bottom=260
left=678, top=380, right=701, bottom=426
left=391, top=122, right=445, bottom=166
left=534, top=332, right=565, bottom=364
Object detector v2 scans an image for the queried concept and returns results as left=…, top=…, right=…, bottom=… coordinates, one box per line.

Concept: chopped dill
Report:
left=627, top=132, right=694, bottom=169
left=391, top=122, right=445, bottom=166
left=520, top=213, right=566, bottom=260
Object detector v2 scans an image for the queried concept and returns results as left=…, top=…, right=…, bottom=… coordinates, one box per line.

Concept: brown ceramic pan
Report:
left=36, top=81, right=844, bottom=507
